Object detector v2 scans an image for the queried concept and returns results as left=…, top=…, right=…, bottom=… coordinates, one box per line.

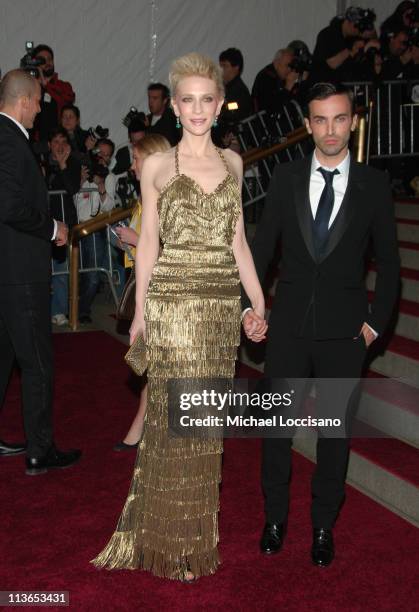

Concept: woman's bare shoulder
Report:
left=222, top=147, right=243, bottom=179
left=143, top=148, right=177, bottom=190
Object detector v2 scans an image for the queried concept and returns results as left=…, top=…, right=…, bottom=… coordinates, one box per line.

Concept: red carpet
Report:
left=1, top=331, right=418, bottom=611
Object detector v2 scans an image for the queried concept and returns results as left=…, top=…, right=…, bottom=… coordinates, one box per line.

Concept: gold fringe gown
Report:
left=92, top=146, right=242, bottom=579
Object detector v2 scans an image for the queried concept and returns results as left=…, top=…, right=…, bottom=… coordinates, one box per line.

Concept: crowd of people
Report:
left=0, top=3, right=405, bottom=587
left=10, top=3, right=416, bottom=325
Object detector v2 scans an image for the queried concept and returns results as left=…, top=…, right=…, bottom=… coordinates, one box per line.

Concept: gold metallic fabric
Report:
left=92, top=148, right=242, bottom=579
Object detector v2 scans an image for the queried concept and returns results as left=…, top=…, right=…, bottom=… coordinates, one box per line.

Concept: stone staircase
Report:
left=240, top=197, right=419, bottom=526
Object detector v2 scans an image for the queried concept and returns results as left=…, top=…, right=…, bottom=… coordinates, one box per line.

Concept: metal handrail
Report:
left=69, top=206, right=135, bottom=330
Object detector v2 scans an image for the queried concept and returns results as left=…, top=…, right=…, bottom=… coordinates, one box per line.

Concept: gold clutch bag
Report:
left=124, top=334, right=147, bottom=376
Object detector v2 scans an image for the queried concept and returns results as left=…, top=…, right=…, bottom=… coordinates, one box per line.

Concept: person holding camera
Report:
left=112, top=116, right=147, bottom=176
left=75, top=138, right=118, bottom=323
left=312, top=7, right=377, bottom=82
left=31, top=44, right=75, bottom=143
left=252, top=48, right=299, bottom=114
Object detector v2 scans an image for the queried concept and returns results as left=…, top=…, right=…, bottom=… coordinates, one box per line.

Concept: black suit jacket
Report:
left=244, top=155, right=400, bottom=339
left=147, top=107, right=179, bottom=146
left=0, top=114, right=54, bottom=285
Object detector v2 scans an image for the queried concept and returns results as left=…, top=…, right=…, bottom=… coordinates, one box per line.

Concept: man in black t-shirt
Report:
left=219, top=48, right=253, bottom=122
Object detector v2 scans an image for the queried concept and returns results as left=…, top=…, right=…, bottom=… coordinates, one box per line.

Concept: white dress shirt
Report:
left=0, top=111, right=57, bottom=240
left=244, top=151, right=378, bottom=337
left=309, top=151, right=350, bottom=227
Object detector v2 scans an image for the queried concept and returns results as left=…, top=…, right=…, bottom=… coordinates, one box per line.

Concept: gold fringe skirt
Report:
left=91, top=245, right=241, bottom=579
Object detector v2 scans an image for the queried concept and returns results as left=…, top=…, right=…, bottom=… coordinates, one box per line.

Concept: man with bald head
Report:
left=0, top=69, right=81, bottom=474
left=252, top=48, right=300, bottom=113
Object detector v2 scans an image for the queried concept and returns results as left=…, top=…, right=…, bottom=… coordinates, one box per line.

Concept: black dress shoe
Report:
left=311, top=528, right=334, bottom=567
left=260, top=522, right=284, bottom=554
left=25, top=445, right=82, bottom=475
left=0, top=439, right=26, bottom=456
left=113, top=440, right=139, bottom=451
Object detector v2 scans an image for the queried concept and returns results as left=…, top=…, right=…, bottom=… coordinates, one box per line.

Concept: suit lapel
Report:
left=318, top=158, right=362, bottom=264
left=293, top=158, right=316, bottom=261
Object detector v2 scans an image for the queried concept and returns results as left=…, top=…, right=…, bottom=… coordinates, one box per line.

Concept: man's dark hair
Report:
left=97, top=137, right=115, bottom=156
left=128, top=117, right=147, bottom=135
left=219, top=48, right=244, bottom=74
left=33, top=44, right=54, bottom=59
left=304, top=82, right=355, bottom=117
left=61, top=104, right=80, bottom=119
left=48, top=127, right=70, bottom=143
left=147, top=82, right=170, bottom=99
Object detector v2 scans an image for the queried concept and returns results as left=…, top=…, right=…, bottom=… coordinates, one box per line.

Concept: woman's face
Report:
left=61, top=109, right=79, bottom=133
left=130, top=148, right=146, bottom=180
left=172, top=76, right=223, bottom=136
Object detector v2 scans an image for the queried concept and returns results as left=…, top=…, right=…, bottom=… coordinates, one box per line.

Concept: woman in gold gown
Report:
left=92, top=53, right=267, bottom=581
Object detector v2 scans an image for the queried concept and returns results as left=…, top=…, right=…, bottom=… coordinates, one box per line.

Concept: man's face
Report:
left=389, top=32, right=409, bottom=56
left=49, top=134, right=68, bottom=159
left=21, top=82, right=41, bottom=129
left=61, top=109, right=79, bottom=132
left=148, top=89, right=166, bottom=116
left=219, top=60, right=239, bottom=84
left=36, top=50, right=54, bottom=77
left=274, top=52, right=293, bottom=80
left=305, top=94, right=357, bottom=159
left=97, top=143, right=113, bottom=166
left=129, top=130, right=145, bottom=145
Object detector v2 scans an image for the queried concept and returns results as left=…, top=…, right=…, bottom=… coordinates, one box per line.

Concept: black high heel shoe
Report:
left=113, top=441, right=139, bottom=451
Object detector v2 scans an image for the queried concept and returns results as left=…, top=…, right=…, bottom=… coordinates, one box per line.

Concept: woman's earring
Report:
left=213, top=115, right=219, bottom=128
left=175, top=116, right=181, bottom=129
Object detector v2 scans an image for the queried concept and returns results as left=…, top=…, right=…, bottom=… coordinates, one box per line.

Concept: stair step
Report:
left=399, top=241, right=419, bottom=269
left=368, top=335, right=419, bottom=385
left=395, top=200, right=419, bottom=222
left=397, top=218, right=419, bottom=243
left=367, top=266, right=419, bottom=304
left=236, top=362, right=419, bottom=524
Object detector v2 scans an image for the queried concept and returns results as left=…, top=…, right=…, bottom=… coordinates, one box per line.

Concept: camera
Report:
left=87, top=125, right=109, bottom=140
left=122, top=107, right=147, bottom=128
left=288, top=46, right=313, bottom=75
left=81, top=148, right=109, bottom=182
left=20, top=41, right=45, bottom=78
left=345, top=7, right=376, bottom=34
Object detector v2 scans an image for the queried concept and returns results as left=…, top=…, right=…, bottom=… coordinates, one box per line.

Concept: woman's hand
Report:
left=115, top=226, right=139, bottom=247
left=130, top=313, right=146, bottom=346
left=242, top=308, right=268, bottom=343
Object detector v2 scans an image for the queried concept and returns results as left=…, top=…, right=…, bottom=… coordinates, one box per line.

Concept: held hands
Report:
left=242, top=309, right=268, bottom=343
left=130, top=313, right=146, bottom=346
left=55, top=221, right=68, bottom=247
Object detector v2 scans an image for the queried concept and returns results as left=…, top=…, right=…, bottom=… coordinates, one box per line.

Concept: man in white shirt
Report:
left=242, top=82, right=399, bottom=567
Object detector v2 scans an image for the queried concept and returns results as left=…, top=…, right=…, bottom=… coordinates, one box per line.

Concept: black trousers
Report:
left=0, top=283, right=54, bottom=457
left=262, top=322, right=367, bottom=529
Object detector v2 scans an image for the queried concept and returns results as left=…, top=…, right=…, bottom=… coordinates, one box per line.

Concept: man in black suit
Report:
left=0, top=70, right=81, bottom=474
left=243, top=83, right=399, bottom=566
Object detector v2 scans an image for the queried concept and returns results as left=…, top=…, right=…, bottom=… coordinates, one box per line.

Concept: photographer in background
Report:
left=112, top=116, right=147, bottom=175
left=75, top=137, right=118, bottom=324
left=31, top=44, right=75, bottom=143
left=60, top=104, right=89, bottom=160
left=44, top=127, right=81, bottom=326
left=252, top=48, right=299, bottom=114
left=312, top=6, right=377, bottom=82
left=380, top=26, right=412, bottom=79
left=146, top=83, right=178, bottom=145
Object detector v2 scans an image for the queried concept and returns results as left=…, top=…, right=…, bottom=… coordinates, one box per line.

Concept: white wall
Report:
left=1, top=0, right=339, bottom=144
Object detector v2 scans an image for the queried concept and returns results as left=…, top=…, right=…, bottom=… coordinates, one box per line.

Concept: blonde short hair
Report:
left=133, top=133, right=171, bottom=157
left=169, top=52, right=224, bottom=97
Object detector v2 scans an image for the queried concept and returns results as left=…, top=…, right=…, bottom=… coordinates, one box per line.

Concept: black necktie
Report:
left=313, top=167, right=340, bottom=258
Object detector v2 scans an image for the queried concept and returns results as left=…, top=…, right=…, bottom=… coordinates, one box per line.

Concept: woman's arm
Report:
left=130, top=156, right=160, bottom=344
left=229, top=152, right=267, bottom=341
